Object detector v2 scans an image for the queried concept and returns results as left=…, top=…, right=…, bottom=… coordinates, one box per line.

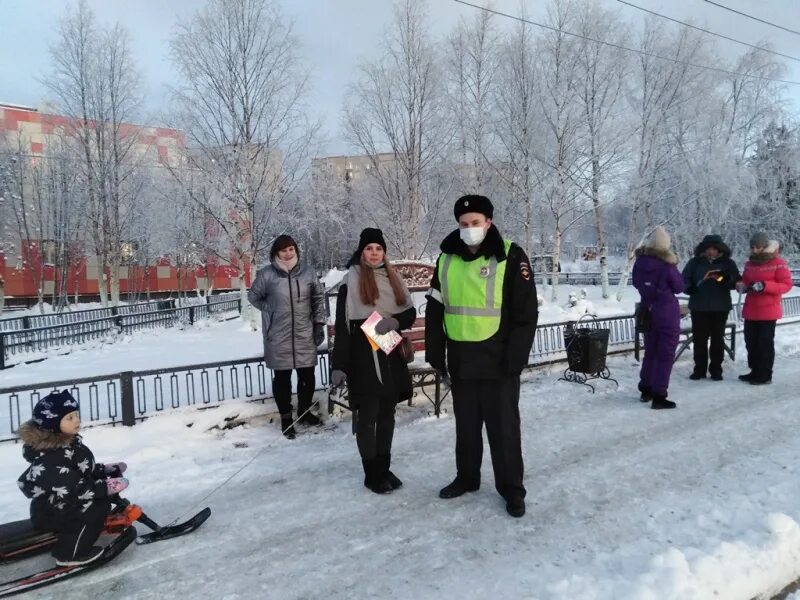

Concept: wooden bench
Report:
left=634, top=322, right=736, bottom=363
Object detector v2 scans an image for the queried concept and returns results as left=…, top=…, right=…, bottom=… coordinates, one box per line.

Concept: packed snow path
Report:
left=2, top=327, right=800, bottom=599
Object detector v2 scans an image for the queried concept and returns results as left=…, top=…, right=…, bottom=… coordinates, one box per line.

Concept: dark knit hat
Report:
left=32, top=390, right=79, bottom=432
left=454, top=195, right=494, bottom=221
left=749, top=232, right=769, bottom=249
left=356, top=228, right=387, bottom=255
left=270, top=235, right=299, bottom=259
left=348, top=228, right=387, bottom=267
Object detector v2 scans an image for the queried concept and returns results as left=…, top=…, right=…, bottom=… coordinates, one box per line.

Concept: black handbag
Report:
left=397, top=335, right=415, bottom=363
left=635, top=303, right=651, bottom=333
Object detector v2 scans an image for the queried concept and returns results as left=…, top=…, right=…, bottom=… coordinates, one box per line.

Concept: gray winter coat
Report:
left=248, top=262, right=326, bottom=370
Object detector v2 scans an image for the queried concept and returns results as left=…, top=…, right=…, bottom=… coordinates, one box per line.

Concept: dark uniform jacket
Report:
left=425, top=225, right=539, bottom=379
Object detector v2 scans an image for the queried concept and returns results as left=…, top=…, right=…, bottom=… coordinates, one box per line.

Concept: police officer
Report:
left=425, top=195, right=539, bottom=518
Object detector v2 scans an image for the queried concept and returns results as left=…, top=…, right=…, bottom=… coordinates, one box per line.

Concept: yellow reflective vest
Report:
left=437, top=239, right=512, bottom=342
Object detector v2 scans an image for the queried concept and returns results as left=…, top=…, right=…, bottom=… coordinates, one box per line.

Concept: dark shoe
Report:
left=506, top=497, right=526, bottom=518
left=386, top=470, right=403, bottom=490
left=637, top=382, right=653, bottom=403
left=738, top=373, right=754, bottom=382
left=299, top=412, right=323, bottom=427
left=377, top=454, right=402, bottom=489
left=362, top=459, right=393, bottom=494
left=280, top=414, right=296, bottom=439
left=651, top=395, right=676, bottom=410
left=710, top=373, right=723, bottom=381
left=54, top=545, right=104, bottom=566
left=689, top=372, right=706, bottom=380
left=439, top=478, right=480, bottom=499
left=749, top=377, right=772, bottom=386
left=366, top=478, right=393, bottom=494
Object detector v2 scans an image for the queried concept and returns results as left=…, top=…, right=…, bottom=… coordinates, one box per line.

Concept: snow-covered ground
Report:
left=2, top=324, right=800, bottom=598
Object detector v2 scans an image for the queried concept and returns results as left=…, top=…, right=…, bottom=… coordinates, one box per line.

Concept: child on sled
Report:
left=17, top=390, right=129, bottom=566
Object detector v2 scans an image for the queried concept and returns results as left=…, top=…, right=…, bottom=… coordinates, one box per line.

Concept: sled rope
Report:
left=162, top=392, right=331, bottom=527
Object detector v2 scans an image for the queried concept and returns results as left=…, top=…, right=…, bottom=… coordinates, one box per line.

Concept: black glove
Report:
left=374, top=317, right=399, bottom=335
left=314, top=323, right=325, bottom=346
left=750, top=281, right=765, bottom=293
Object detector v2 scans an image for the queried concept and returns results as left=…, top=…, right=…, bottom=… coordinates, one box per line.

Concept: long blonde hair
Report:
left=358, top=255, right=407, bottom=306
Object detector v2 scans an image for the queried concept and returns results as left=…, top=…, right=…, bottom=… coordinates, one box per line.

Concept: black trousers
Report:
left=744, top=320, right=777, bottom=380
left=451, top=376, right=525, bottom=500
left=272, top=367, right=316, bottom=416
left=33, top=498, right=110, bottom=561
left=355, top=393, right=396, bottom=460
left=690, top=311, right=728, bottom=376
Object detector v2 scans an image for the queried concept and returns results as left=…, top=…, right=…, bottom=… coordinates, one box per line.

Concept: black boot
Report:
left=506, top=496, right=526, bottom=518
left=738, top=372, right=753, bottom=382
left=280, top=413, right=296, bottom=439
left=637, top=382, right=653, bottom=403
left=362, top=459, right=393, bottom=494
left=439, top=477, right=480, bottom=499
left=651, top=394, right=676, bottom=410
left=299, top=411, right=323, bottom=426
left=689, top=371, right=706, bottom=380
left=378, top=454, right=402, bottom=490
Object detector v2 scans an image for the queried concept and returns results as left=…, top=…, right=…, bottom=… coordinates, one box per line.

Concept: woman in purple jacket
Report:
left=633, top=227, right=685, bottom=409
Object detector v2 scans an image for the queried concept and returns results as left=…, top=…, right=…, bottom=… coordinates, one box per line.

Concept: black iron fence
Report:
left=0, top=352, right=331, bottom=442
left=0, top=294, right=241, bottom=332
left=0, top=297, right=242, bottom=369
left=0, top=315, right=635, bottom=440
left=3, top=297, right=800, bottom=441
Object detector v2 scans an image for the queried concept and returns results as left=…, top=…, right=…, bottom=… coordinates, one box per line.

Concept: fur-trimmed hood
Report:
left=635, top=245, right=678, bottom=265
left=19, top=420, right=76, bottom=456
left=694, top=235, right=731, bottom=258
left=440, top=224, right=508, bottom=261
left=749, top=240, right=780, bottom=264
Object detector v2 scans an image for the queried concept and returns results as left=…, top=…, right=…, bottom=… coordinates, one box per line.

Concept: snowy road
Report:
left=2, top=326, right=800, bottom=599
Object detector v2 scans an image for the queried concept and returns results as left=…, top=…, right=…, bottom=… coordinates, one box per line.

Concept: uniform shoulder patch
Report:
left=520, top=262, right=531, bottom=281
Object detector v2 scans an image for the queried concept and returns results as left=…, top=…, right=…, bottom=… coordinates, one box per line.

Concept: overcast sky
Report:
left=1, top=0, right=799, bottom=155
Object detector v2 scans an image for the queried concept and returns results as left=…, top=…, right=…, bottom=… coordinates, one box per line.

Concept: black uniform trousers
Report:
left=690, top=311, right=729, bottom=377
left=451, top=376, right=525, bottom=500
left=33, top=498, right=111, bottom=561
left=744, top=320, right=777, bottom=380
left=272, top=367, right=316, bottom=416
left=354, top=392, right=396, bottom=461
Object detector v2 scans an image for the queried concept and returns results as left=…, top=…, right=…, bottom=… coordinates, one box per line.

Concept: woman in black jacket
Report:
left=330, top=228, right=416, bottom=494
left=681, top=234, right=740, bottom=380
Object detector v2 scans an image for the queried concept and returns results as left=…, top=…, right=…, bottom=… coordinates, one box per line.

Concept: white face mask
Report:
left=460, top=226, right=487, bottom=247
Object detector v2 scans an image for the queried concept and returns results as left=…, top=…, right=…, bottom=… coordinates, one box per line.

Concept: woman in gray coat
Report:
left=248, top=235, right=327, bottom=438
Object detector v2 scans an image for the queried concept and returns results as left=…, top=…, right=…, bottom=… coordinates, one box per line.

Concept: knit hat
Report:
left=749, top=232, right=769, bottom=249
left=648, top=226, right=671, bottom=251
left=270, top=235, right=299, bottom=259
left=454, top=195, right=494, bottom=221
left=32, top=390, right=79, bottom=433
left=356, top=228, right=387, bottom=255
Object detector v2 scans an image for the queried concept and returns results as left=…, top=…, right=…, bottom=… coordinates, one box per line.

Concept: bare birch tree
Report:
left=344, top=0, right=448, bottom=259
left=574, top=3, right=631, bottom=298
left=45, top=0, right=143, bottom=307
left=168, top=0, right=318, bottom=326
left=445, top=8, right=499, bottom=194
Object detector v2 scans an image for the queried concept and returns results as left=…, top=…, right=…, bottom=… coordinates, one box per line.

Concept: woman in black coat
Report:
left=330, top=228, right=416, bottom=494
left=681, top=234, right=740, bottom=380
